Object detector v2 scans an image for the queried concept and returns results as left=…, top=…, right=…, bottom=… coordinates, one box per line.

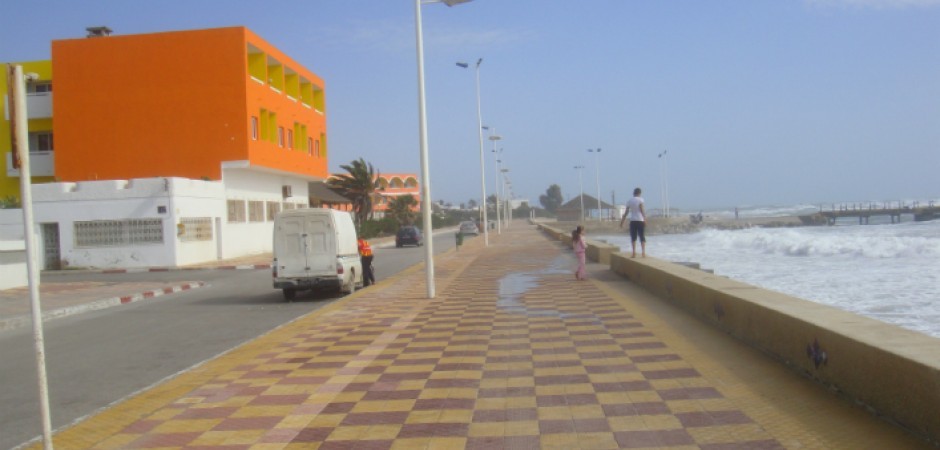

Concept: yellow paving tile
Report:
left=427, top=437, right=467, bottom=449
left=391, top=437, right=430, bottom=450
left=577, top=431, right=619, bottom=449
left=405, top=409, right=442, bottom=424
left=540, top=433, right=580, bottom=449
left=151, top=418, right=221, bottom=433
left=467, top=422, right=504, bottom=437
left=504, top=420, right=539, bottom=436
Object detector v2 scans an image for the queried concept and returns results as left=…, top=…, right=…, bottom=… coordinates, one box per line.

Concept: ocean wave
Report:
left=597, top=219, right=940, bottom=338
left=694, top=225, right=940, bottom=259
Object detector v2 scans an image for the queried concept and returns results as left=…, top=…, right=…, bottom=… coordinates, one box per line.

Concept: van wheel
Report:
left=283, top=289, right=296, bottom=301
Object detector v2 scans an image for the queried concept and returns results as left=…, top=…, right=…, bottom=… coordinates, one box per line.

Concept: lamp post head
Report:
left=456, top=62, right=469, bottom=68
left=441, top=0, right=473, bottom=6
left=488, top=135, right=502, bottom=141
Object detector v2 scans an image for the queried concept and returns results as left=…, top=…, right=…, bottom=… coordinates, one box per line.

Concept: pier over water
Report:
left=800, top=201, right=939, bottom=225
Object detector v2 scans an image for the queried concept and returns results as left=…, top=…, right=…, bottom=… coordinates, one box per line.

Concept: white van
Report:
left=272, top=208, right=362, bottom=300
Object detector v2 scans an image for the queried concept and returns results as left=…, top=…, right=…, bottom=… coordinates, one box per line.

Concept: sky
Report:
left=2, top=0, right=938, bottom=211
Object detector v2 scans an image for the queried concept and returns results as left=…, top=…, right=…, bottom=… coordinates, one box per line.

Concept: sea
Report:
left=595, top=202, right=940, bottom=339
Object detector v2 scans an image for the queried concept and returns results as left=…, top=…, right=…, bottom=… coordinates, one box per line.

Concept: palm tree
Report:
left=327, top=158, right=381, bottom=226
left=387, top=194, right=418, bottom=225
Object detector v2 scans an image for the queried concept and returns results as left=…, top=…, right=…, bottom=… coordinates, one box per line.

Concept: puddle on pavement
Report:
left=497, top=255, right=575, bottom=318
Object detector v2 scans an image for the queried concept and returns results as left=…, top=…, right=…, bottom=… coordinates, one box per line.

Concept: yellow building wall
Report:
left=0, top=60, right=56, bottom=203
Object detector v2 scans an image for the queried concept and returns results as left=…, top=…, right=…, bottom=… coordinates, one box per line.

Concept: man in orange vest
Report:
left=358, top=237, right=375, bottom=286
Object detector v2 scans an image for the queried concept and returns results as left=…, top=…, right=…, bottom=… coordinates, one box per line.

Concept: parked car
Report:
left=459, top=221, right=480, bottom=236
left=396, top=225, right=423, bottom=247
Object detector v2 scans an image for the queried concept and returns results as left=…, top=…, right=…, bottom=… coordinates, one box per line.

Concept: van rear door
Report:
left=274, top=214, right=304, bottom=278
left=302, top=212, right=335, bottom=276
left=274, top=212, right=335, bottom=278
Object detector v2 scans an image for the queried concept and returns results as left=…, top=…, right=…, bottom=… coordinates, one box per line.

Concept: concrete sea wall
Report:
left=539, top=223, right=940, bottom=446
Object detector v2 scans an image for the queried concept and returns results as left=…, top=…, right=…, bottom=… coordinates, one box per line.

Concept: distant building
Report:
left=373, top=173, right=420, bottom=218
left=556, top=194, right=617, bottom=222
left=1, top=26, right=333, bottom=268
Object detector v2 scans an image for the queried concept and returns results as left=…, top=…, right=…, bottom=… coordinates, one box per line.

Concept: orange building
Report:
left=50, top=26, right=327, bottom=182
left=374, top=173, right=421, bottom=216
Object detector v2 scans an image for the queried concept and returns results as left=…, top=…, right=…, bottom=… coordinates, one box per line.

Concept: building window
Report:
left=278, top=127, right=285, bottom=148
left=314, top=139, right=320, bottom=158
left=248, top=201, right=265, bottom=222
left=287, top=129, right=293, bottom=149
left=307, top=137, right=314, bottom=155
left=266, top=201, right=281, bottom=221
left=74, top=219, right=164, bottom=247
left=28, top=132, right=54, bottom=152
left=227, top=200, right=246, bottom=223
left=27, top=82, right=52, bottom=94
left=250, top=116, right=259, bottom=140
left=179, top=217, right=213, bottom=242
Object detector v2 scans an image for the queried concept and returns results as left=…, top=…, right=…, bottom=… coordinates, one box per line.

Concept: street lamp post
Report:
left=502, top=168, right=511, bottom=227
left=414, top=0, right=472, bottom=298
left=658, top=150, right=669, bottom=218
left=488, top=132, right=502, bottom=234
left=574, top=165, right=585, bottom=221
left=10, top=64, right=54, bottom=450
left=588, top=148, right=602, bottom=221
left=494, top=155, right=501, bottom=231
left=456, top=58, right=488, bottom=246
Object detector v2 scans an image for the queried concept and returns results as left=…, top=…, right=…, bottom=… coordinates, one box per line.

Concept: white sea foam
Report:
left=596, top=219, right=940, bottom=338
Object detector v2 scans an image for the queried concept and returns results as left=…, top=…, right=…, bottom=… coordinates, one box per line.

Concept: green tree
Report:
left=387, top=194, right=418, bottom=225
left=539, top=184, right=564, bottom=214
left=327, top=157, right=381, bottom=226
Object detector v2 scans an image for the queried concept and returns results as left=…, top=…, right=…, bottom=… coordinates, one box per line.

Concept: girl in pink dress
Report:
left=572, top=225, right=587, bottom=280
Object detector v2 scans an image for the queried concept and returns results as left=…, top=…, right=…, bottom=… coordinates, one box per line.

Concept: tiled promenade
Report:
left=33, top=224, right=929, bottom=449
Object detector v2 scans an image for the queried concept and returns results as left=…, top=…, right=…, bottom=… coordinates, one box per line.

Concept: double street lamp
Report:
left=455, top=58, right=488, bottom=246
left=414, top=0, right=473, bottom=298
left=574, top=165, right=585, bottom=221
left=588, top=148, right=602, bottom=221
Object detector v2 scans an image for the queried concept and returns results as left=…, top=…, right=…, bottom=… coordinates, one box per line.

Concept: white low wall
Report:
left=0, top=209, right=24, bottom=241
left=6, top=171, right=315, bottom=269
left=0, top=240, right=27, bottom=290
left=31, top=178, right=226, bottom=268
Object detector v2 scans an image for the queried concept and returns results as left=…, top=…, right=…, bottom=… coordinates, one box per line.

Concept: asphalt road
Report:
left=0, top=230, right=465, bottom=450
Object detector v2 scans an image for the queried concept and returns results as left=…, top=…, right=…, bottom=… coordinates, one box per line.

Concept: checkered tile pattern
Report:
left=80, top=230, right=786, bottom=450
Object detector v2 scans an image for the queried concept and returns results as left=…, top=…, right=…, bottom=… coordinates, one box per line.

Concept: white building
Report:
left=16, top=176, right=309, bottom=270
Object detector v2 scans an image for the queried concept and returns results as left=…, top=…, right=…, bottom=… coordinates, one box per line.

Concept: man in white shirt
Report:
left=619, top=187, right=646, bottom=258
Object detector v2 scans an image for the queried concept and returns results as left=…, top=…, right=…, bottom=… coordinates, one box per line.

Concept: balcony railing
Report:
left=3, top=92, right=52, bottom=120
left=5, top=151, right=54, bottom=177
